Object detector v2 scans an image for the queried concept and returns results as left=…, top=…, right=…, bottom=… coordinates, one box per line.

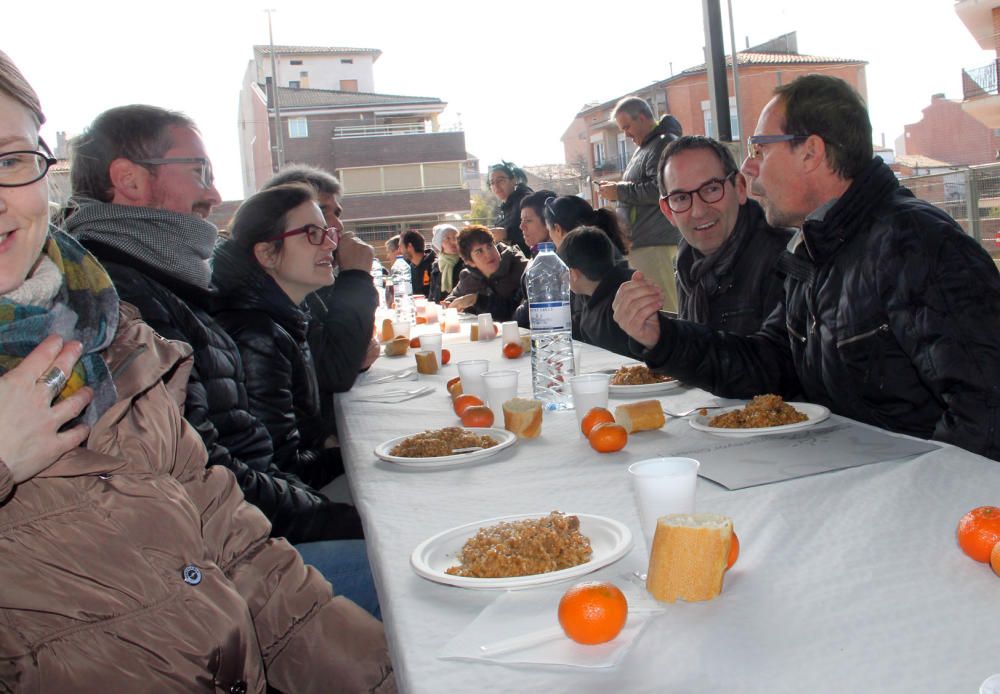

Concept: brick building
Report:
left=956, top=0, right=1000, bottom=129
left=899, top=94, right=1000, bottom=166
left=238, top=45, right=473, bottom=253
left=562, top=33, right=866, bottom=204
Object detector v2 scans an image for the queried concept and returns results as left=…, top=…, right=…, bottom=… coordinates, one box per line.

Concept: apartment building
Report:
left=238, top=45, right=472, bottom=249
left=957, top=0, right=1000, bottom=129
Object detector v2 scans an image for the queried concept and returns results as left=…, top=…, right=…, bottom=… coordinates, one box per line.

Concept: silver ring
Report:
left=36, top=365, right=68, bottom=397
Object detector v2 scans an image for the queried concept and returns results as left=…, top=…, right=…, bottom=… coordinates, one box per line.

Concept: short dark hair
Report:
left=457, top=225, right=495, bottom=262
left=519, top=189, right=556, bottom=220
left=401, top=229, right=426, bottom=253
left=263, top=163, right=341, bottom=195
left=557, top=226, right=615, bottom=281
left=228, top=183, right=316, bottom=258
left=774, top=74, right=872, bottom=180
left=487, top=161, right=527, bottom=186
left=543, top=195, right=627, bottom=255
left=658, top=135, right=739, bottom=197
left=612, top=96, right=653, bottom=121
left=71, top=104, right=197, bottom=203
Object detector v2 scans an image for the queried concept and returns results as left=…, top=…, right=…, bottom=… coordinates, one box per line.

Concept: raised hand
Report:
left=612, top=271, right=663, bottom=349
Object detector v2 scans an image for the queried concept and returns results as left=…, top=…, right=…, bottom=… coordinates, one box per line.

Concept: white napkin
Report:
left=354, top=367, right=418, bottom=387
left=438, top=581, right=661, bottom=668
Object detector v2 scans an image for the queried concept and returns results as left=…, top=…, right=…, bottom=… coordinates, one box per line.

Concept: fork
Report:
left=662, top=405, right=726, bottom=418
left=352, top=386, right=433, bottom=403
left=364, top=368, right=415, bottom=386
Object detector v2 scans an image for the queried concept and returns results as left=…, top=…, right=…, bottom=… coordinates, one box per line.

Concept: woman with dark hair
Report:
left=543, top=195, right=628, bottom=256
left=519, top=189, right=556, bottom=253
left=0, top=51, right=392, bottom=690
left=487, top=160, right=533, bottom=255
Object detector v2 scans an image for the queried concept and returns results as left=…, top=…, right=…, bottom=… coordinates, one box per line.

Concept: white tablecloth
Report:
left=335, top=335, right=1000, bottom=693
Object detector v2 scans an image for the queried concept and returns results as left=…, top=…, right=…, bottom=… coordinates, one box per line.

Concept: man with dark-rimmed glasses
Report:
left=614, top=75, right=1000, bottom=460
left=655, top=135, right=791, bottom=335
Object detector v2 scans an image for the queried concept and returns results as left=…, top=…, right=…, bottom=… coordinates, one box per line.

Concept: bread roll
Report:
left=384, top=335, right=409, bottom=357
left=518, top=335, right=532, bottom=354
left=380, top=318, right=394, bottom=342
left=470, top=324, right=480, bottom=341
left=646, top=513, right=733, bottom=602
left=614, top=400, right=665, bottom=433
left=502, top=397, right=543, bottom=439
left=414, top=350, right=439, bottom=374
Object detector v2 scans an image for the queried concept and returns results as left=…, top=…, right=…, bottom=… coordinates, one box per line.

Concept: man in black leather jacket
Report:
left=613, top=75, right=1000, bottom=460
left=659, top=136, right=791, bottom=335
left=64, top=105, right=365, bottom=546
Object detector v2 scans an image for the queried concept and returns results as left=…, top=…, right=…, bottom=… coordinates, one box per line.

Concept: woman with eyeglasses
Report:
left=0, top=51, right=393, bottom=691
left=487, top=160, right=533, bottom=256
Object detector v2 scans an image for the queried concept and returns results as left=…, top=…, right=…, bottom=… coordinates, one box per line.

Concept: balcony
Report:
left=962, top=60, right=1000, bottom=128
left=333, top=122, right=427, bottom=138
left=592, top=156, right=625, bottom=175
left=330, top=131, right=467, bottom=169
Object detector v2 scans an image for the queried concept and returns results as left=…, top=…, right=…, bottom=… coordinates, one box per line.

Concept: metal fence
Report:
left=902, top=162, right=1000, bottom=262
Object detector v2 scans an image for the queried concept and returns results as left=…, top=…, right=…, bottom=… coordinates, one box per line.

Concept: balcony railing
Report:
left=962, top=59, right=999, bottom=100
left=333, top=122, right=427, bottom=138
left=592, top=156, right=624, bottom=175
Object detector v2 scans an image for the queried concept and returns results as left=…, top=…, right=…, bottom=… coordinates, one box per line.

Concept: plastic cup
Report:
left=500, top=321, right=520, bottom=345
left=457, top=359, right=489, bottom=400
left=477, top=313, right=495, bottom=341
left=391, top=320, right=411, bottom=339
left=444, top=307, right=461, bottom=333
left=482, top=369, right=519, bottom=424
left=570, top=373, right=611, bottom=434
left=628, top=457, right=700, bottom=552
left=425, top=303, right=439, bottom=324
left=419, top=333, right=442, bottom=367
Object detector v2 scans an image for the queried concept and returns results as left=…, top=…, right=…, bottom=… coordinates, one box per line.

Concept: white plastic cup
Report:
left=570, top=373, right=611, bottom=434
left=628, top=457, right=700, bottom=552
left=457, top=359, right=489, bottom=400
left=391, top=320, right=411, bottom=339
left=573, top=348, right=582, bottom=375
left=413, top=297, right=428, bottom=318
left=424, top=303, right=439, bottom=324
left=444, top=307, right=461, bottom=333
left=482, top=369, right=519, bottom=424
left=419, top=333, right=442, bottom=367
left=500, top=321, right=520, bottom=345
left=477, top=313, right=495, bottom=341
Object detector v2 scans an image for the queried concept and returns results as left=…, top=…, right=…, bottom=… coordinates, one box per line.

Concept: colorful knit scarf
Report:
left=0, top=229, right=118, bottom=426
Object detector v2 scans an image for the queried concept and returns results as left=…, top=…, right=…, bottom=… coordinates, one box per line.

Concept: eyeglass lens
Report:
left=667, top=176, right=731, bottom=213
left=0, top=152, right=52, bottom=187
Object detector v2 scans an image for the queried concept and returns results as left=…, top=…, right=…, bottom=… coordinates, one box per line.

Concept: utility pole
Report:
left=727, top=0, right=745, bottom=160
left=702, top=0, right=731, bottom=142
left=265, top=9, right=285, bottom=169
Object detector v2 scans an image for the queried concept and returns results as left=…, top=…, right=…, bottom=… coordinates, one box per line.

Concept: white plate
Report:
left=410, top=512, right=633, bottom=589
left=689, top=402, right=831, bottom=437
left=374, top=428, right=517, bottom=469
left=608, top=379, right=681, bottom=397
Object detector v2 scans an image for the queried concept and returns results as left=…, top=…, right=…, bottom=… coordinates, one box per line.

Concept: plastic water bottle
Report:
left=371, top=257, right=387, bottom=308
left=526, top=242, right=575, bottom=410
left=391, top=255, right=414, bottom=324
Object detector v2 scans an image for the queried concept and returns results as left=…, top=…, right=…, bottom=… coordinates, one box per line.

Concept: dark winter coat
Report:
left=574, top=263, right=635, bottom=357
left=493, top=184, right=533, bottom=256
left=409, top=248, right=437, bottom=297
left=617, top=115, right=683, bottom=248
left=447, top=243, right=529, bottom=322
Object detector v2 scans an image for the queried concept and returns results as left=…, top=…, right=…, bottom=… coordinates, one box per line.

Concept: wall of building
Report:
left=905, top=94, right=1000, bottom=165
left=343, top=188, right=471, bottom=222
left=257, top=53, right=377, bottom=92
left=238, top=73, right=276, bottom=196
left=332, top=131, right=467, bottom=168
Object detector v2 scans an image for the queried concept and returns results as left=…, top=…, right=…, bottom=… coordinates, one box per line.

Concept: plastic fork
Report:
left=364, top=368, right=416, bottom=385
left=662, top=405, right=725, bottom=418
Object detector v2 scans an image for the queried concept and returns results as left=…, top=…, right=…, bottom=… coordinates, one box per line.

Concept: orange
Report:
left=415, top=316, right=427, bottom=325
left=957, top=506, right=1000, bottom=562
left=588, top=422, right=627, bottom=453
left=409, top=336, right=421, bottom=348
left=441, top=348, right=451, bottom=365
left=727, top=531, right=740, bottom=570
left=558, top=581, right=628, bottom=645
left=580, top=407, right=615, bottom=437
left=502, top=342, right=523, bottom=359
left=453, top=394, right=484, bottom=417
left=991, top=541, right=1000, bottom=577
left=446, top=376, right=461, bottom=390
left=460, top=405, right=494, bottom=428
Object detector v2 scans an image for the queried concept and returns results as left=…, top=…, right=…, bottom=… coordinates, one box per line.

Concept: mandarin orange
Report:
left=588, top=422, right=627, bottom=453
left=991, top=540, right=1000, bottom=577
left=727, top=531, right=740, bottom=570
left=460, top=405, right=494, bottom=428
left=453, top=394, right=484, bottom=417
left=441, top=349, right=451, bottom=365
left=502, top=342, right=523, bottom=359
left=409, top=336, right=421, bottom=348
left=558, top=581, right=628, bottom=645
left=957, top=506, right=1000, bottom=563
left=580, top=407, right=615, bottom=437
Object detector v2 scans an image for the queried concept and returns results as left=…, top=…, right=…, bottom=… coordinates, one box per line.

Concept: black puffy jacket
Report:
left=493, top=184, right=533, bottom=256
left=637, top=158, right=1000, bottom=459
left=79, top=241, right=361, bottom=542
left=446, top=244, right=529, bottom=322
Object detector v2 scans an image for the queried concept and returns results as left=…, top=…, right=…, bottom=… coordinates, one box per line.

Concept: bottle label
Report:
left=528, top=301, right=571, bottom=331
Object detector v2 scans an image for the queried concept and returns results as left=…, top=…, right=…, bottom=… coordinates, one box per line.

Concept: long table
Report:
left=335, top=334, right=1000, bottom=693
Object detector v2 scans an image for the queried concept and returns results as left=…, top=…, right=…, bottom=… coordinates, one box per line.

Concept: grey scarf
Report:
left=64, top=197, right=219, bottom=290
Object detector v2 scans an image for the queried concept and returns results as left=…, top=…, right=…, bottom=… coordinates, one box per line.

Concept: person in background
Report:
left=385, top=234, right=402, bottom=261
left=445, top=224, right=528, bottom=322
left=659, top=135, right=791, bottom=334
left=557, top=226, right=634, bottom=357
left=65, top=106, right=367, bottom=574
left=429, top=223, right=464, bottom=302
left=0, top=49, right=393, bottom=692
left=487, top=160, right=533, bottom=255
left=597, top=96, right=682, bottom=312
left=543, top=194, right=627, bottom=257
left=401, top=229, right=435, bottom=297
left=513, top=189, right=556, bottom=327
left=262, top=165, right=379, bottom=424
left=613, top=74, right=1000, bottom=460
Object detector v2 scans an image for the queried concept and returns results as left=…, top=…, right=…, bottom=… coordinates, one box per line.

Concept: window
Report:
left=617, top=133, right=628, bottom=167
left=383, top=165, right=422, bottom=192
left=339, top=163, right=466, bottom=195
left=288, top=80, right=300, bottom=89
left=341, top=58, right=354, bottom=64
left=341, top=168, right=382, bottom=194
left=701, top=99, right=739, bottom=139
left=592, top=141, right=606, bottom=167
left=423, top=162, right=463, bottom=188
left=340, top=79, right=359, bottom=92
left=288, top=117, right=308, bottom=138
left=290, top=59, right=303, bottom=66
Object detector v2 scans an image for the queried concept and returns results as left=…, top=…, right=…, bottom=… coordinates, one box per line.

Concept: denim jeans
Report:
left=294, top=539, right=381, bottom=620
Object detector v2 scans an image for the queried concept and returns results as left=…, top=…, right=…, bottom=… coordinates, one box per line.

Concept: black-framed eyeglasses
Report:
left=272, top=223, right=340, bottom=247
left=133, top=156, right=215, bottom=189
left=0, top=138, right=57, bottom=188
left=662, top=171, right=738, bottom=213
left=746, top=134, right=809, bottom=160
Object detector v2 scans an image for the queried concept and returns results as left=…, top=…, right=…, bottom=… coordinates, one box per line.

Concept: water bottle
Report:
left=391, top=255, right=414, bottom=324
left=526, top=242, right=575, bottom=410
left=371, top=257, right=387, bottom=308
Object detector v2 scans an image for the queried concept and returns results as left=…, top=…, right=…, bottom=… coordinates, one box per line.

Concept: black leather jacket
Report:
left=637, top=158, right=1000, bottom=459
left=79, top=241, right=360, bottom=542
